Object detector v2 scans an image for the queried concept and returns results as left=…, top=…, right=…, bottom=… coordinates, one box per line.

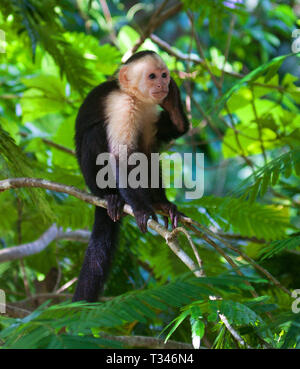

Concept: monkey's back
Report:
left=75, top=80, right=119, bottom=196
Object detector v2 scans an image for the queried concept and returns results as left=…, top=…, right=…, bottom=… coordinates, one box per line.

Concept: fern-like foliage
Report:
left=162, top=297, right=265, bottom=348
left=208, top=299, right=263, bottom=326
left=0, top=274, right=265, bottom=348
left=259, top=235, right=300, bottom=260
left=281, top=313, right=300, bottom=349
left=186, top=196, right=290, bottom=240
left=182, top=0, right=244, bottom=36
left=231, top=148, right=300, bottom=202
left=0, top=123, right=30, bottom=178
left=0, top=124, right=54, bottom=219
left=3, top=0, right=94, bottom=95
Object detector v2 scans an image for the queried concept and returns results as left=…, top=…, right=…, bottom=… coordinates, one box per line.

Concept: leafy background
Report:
left=0, top=0, right=300, bottom=349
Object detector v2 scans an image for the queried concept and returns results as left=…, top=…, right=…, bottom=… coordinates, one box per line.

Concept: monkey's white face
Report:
left=119, top=55, right=170, bottom=104
left=142, top=64, right=170, bottom=103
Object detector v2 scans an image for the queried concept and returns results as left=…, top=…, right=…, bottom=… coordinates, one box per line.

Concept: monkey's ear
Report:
left=118, top=66, right=129, bottom=88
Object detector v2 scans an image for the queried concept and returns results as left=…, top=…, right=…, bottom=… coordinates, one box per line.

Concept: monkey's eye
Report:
left=162, top=72, right=167, bottom=78
left=149, top=73, right=156, bottom=79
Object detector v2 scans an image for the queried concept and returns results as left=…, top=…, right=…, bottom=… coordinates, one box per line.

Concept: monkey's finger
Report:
left=107, top=207, right=114, bottom=221
left=169, top=209, right=175, bottom=229
left=170, top=207, right=182, bottom=229
left=143, top=214, right=149, bottom=233
left=137, top=221, right=145, bottom=233
left=106, top=196, right=115, bottom=221
left=163, top=216, right=169, bottom=230
left=111, top=205, right=117, bottom=222
left=174, top=214, right=179, bottom=229
left=115, top=201, right=124, bottom=221
left=112, top=206, right=119, bottom=222
left=117, top=206, right=123, bottom=220
left=137, top=214, right=148, bottom=233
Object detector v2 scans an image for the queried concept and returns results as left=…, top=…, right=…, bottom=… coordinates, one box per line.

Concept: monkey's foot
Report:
left=154, top=202, right=184, bottom=229
left=133, top=208, right=157, bottom=234
left=105, top=194, right=125, bottom=222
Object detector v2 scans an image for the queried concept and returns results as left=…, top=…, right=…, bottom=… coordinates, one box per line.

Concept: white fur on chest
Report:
left=104, top=90, right=159, bottom=156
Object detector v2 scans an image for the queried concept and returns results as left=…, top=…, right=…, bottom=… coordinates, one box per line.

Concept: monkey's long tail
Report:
left=72, top=206, right=120, bottom=302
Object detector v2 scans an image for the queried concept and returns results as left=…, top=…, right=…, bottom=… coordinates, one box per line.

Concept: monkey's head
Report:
left=118, top=51, right=170, bottom=104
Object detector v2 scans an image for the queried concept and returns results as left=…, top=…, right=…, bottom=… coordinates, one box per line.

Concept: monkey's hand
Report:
left=154, top=202, right=183, bottom=230
left=133, top=207, right=157, bottom=233
left=160, top=78, right=180, bottom=113
left=160, top=78, right=185, bottom=133
left=105, top=194, right=125, bottom=222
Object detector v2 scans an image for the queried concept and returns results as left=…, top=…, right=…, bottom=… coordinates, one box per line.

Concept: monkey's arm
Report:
left=153, top=78, right=188, bottom=228
left=156, top=78, right=189, bottom=142
left=150, top=169, right=183, bottom=229
left=76, top=120, right=126, bottom=223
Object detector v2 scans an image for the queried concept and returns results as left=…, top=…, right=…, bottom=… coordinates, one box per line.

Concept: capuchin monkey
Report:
left=73, top=50, right=189, bottom=302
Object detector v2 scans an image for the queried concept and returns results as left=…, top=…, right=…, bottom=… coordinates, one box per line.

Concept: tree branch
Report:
left=0, top=177, right=202, bottom=277
left=0, top=224, right=90, bottom=262
left=123, top=1, right=182, bottom=61
left=0, top=224, right=59, bottom=262
left=150, top=33, right=242, bottom=79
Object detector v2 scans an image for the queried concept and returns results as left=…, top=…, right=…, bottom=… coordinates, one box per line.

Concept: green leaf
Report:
left=21, top=75, right=67, bottom=122
left=264, top=59, right=282, bottom=83
left=260, top=171, right=271, bottom=196
left=249, top=178, right=261, bottom=204
left=191, top=319, right=205, bottom=348
left=164, top=309, right=190, bottom=343
left=272, top=167, right=280, bottom=185
left=191, top=319, right=205, bottom=339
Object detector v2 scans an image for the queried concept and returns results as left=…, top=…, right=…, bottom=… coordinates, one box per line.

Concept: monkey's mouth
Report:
left=152, top=91, right=168, bottom=97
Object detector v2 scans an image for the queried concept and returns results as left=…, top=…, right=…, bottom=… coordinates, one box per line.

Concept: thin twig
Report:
left=19, top=132, right=76, bottom=156
left=220, top=15, right=236, bottom=89
left=4, top=304, right=31, bottom=318
left=187, top=11, right=221, bottom=91
left=99, top=0, right=118, bottom=45
left=181, top=216, right=291, bottom=297
left=56, top=278, right=78, bottom=294
left=167, top=226, right=204, bottom=275
left=123, top=1, right=182, bottom=61
left=250, top=88, right=267, bottom=164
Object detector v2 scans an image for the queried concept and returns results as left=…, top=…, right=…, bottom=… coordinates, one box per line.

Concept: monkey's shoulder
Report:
left=76, top=80, right=119, bottom=128
left=81, top=79, right=119, bottom=107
